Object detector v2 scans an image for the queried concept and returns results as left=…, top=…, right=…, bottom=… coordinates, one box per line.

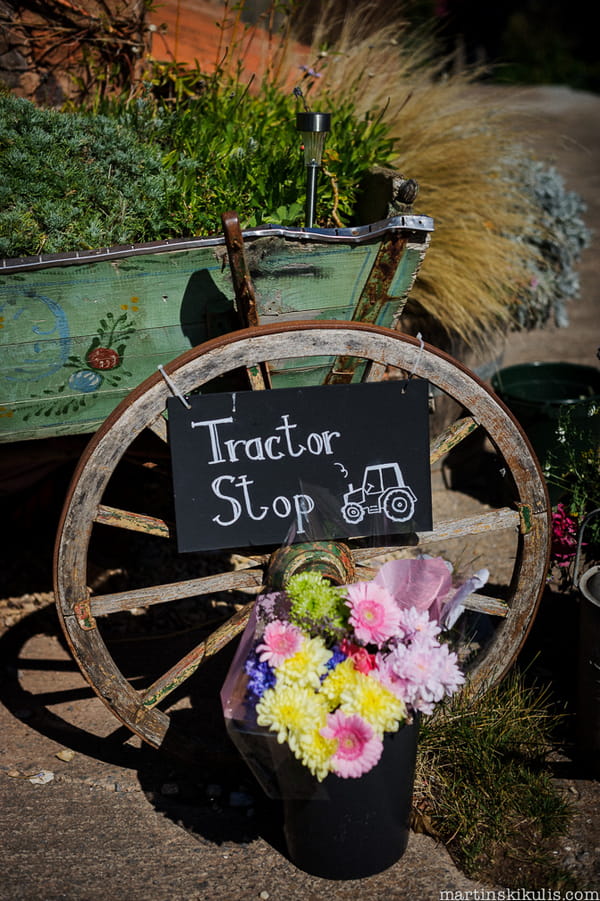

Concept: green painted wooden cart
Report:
left=0, top=211, right=550, bottom=762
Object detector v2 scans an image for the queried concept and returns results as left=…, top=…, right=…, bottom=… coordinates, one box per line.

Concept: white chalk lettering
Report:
left=264, top=435, right=284, bottom=460
left=321, top=430, right=341, bottom=453
left=191, top=417, right=233, bottom=464
left=272, top=495, right=292, bottom=518
left=211, top=475, right=242, bottom=525
left=235, top=474, right=269, bottom=521
left=275, top=414, right=306, bottom=458
left=193, top=413, right=341, bottom=465
left=224, top=436, right=266, bottom=462
left=306, top=432, right=323, bottom=454
left=294, top=494, right=315, bottom=532
left=211, top=475, right=315, bottom=534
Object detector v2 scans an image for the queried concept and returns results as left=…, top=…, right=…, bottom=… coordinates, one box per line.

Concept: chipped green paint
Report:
left=518, top=503, right=533, bottom=534
left=429, top=416, right=479, bottom=464
left=267, top=540, right=356, bottom=588
left=73, top=599, right=96, bottom=631
left=142, top=657, right=204, bottom=708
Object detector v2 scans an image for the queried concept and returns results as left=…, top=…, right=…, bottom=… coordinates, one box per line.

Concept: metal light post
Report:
left=296, top=111, right=331, bottom=228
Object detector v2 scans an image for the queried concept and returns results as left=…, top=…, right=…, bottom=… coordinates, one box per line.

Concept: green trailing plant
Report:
left=414, top=671, right=572, bottom=888
left=93, top=59, right=397, bottom=235
left=0, top=57, right=397, bottom=254
left=545, top=407, right=600, bottom=586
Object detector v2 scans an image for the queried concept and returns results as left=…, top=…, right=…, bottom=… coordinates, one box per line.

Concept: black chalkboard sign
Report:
left=168, top=380, right=432, bottom=552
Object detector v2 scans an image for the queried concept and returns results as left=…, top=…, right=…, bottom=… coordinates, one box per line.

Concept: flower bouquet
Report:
left=221, top=555, right=487, bottom=879
left=221, top=556, right=488, bottom=791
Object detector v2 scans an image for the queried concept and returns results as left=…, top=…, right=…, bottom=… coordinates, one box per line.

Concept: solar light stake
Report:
left=296, top=111, right=331, bottom=228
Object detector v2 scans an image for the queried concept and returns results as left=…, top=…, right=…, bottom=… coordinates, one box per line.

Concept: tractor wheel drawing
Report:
left=341, top=502, right=365, bottom=524
left=382, top=488, right=416, bottom=522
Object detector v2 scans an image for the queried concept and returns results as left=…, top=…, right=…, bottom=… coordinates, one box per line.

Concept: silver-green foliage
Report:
left=0, top=94, right=179, bottom=258
left=514, top=158, right=591, bottom=330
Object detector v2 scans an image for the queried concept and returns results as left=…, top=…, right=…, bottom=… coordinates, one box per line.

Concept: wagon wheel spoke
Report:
left=95, top=504, right=172, bottom=537
left=139, top=601, right=255, bottom=710
left=347, top=413, right=514, bottom=609
left=89, top=568, right=265, bottom=618
left=350, top=509, right=518, bottom=615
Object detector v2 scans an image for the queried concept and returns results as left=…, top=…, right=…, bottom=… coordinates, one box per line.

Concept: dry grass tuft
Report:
left=296, top=3, right=542, bottom=344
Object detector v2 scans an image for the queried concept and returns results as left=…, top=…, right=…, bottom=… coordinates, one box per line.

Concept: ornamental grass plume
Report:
left=298, top=0, right=543, bottom=345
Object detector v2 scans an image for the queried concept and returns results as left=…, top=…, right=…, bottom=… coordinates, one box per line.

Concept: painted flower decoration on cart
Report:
left=225, top=557, right=488, bottom=781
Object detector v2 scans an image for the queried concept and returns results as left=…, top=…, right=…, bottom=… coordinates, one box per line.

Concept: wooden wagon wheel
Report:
left=53, top=321, right=550, bottom=762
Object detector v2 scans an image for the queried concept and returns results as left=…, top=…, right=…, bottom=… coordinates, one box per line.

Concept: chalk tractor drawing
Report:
left=341, top=462, right=417, bottom=525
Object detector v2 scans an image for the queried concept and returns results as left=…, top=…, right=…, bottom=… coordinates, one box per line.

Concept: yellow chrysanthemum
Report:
left=320, top=658, right=359, bottom=708
left=256, top=682, right=328, bottom=755
left=275, top=635, right=332, bottom=689
left=297, top=730, right=336, bottom=782
left=339, top=671, right=407, bottom=736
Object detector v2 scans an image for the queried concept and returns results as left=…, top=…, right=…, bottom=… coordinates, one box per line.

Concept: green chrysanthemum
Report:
left=285, top=572, right=348, bottom=639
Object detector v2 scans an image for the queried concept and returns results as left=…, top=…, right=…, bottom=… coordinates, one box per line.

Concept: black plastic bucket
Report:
left=491, top=362, right=600, bottom=500
left=282, top=720, right=419, bottom=880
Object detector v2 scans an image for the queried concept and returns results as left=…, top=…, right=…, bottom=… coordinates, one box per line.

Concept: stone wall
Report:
left=0, top=0, right=149, bottom=106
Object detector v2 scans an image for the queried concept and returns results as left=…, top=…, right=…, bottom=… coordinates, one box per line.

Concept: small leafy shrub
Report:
left=0, top=94, right=179, bottom=257
left=0, top=0, right=590, bottom=350
left=0, top=62, right=397, bottom=256
left=93, top=61, right=396, bottom=236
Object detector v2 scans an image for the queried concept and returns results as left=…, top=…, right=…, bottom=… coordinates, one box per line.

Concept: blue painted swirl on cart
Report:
left=2, top=292, right=71, bottom=381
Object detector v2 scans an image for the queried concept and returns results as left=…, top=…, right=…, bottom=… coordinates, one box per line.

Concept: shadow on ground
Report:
left=0, top=600, right=290, bottom=855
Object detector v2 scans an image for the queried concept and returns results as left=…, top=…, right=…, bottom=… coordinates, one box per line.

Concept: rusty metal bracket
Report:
left=221, top=211, right=271, bottom=389
left=324, top=233, right=408, bottom=385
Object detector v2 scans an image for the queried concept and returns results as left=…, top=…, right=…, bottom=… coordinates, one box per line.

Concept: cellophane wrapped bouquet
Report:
left=221, top=556, right=487, bottom=792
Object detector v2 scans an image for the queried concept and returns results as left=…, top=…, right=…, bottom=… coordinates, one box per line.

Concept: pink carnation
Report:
left=345, top=581, right=400, bottom=647
left=321, top=710, right=383, bottom=778
left=380, top=641, right=464, bottom=714
left=256, top=619, right=303, bottom=667
left=396, top=605, right=441, bottom=648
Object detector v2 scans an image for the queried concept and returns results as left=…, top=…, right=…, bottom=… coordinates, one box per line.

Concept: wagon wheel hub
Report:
left=266, top=541, right=356, bottom=589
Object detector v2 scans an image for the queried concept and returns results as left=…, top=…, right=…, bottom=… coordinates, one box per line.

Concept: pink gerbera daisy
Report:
left=345, top=581, right=400, bottom=647
left=321, top=710, right=383, bottom=778
left=256, top=619, right=303, bottom=667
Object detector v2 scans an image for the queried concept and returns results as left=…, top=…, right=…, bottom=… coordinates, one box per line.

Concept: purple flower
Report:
left=244, top=653, right=276, bottom=701
left=325, top=644, right=347, bottom=671
left=299, top=65, right=322, bottom=78
left=551, top=503, right=579, bottom=567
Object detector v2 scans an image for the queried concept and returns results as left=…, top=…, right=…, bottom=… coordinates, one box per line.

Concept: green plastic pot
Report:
left=491, top=362, right=600, bottom=502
